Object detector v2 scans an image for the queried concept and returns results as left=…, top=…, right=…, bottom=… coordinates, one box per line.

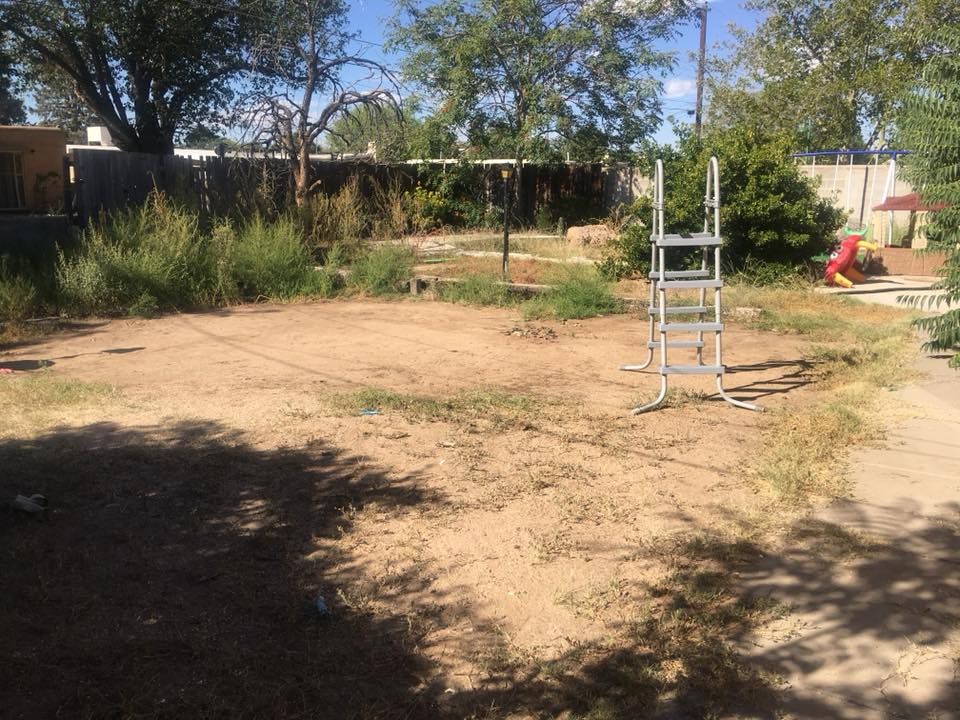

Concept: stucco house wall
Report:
left=0, top=126, right=67, bottom=212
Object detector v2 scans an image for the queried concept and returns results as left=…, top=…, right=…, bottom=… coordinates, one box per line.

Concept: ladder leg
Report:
left=715, top=375, right=763, bottom=412
left=630, top=374, right=668, bottom=415
left=621, top=241, right=658, bottom=371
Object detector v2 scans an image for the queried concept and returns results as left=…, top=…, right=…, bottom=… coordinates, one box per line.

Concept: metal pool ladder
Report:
left=620, top=156, right=762, bottom=414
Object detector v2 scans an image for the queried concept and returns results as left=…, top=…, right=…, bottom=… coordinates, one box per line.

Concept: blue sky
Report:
left=346, top=0, right=762, bottom=145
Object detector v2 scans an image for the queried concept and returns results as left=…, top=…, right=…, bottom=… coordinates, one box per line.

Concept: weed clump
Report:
left=524, top=266, right=622, bottom=320
left=349, top=244, right=415, bottom=295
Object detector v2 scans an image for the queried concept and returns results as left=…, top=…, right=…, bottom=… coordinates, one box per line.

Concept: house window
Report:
left=0, top=152, right=26, bottom=211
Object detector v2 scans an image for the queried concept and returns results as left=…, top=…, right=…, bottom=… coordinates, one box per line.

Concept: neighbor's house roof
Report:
left=872, top=192, right=948, bottom=212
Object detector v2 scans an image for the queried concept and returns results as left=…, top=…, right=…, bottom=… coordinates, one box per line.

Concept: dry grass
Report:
left=717, top=285, right=920, bottom=501
left=322, top=386, right=553, bottom=430
left=440, top=233, right=606, bottom=261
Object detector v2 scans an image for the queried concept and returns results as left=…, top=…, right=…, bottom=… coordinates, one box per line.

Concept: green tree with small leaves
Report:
left=896, top=26, right=960, bottom=367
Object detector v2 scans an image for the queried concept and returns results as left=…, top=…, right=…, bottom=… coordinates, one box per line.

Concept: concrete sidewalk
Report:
left=741, top=339, right=960, bottom=718
left=816, top=275, right=944, bottom=309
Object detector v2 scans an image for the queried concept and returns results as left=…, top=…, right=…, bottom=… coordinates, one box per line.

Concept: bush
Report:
left=598, top=197, right=653, bottom=280
left=57, top=193, right=334, bottom=316
left=227, top=215, right=317, bottom=300
left=725, top=258, right=811, bottom=287
left=349, top=244, right=415, bottom=295
left=602, top=128, right=845, bottom=278
left=57, top=192, right=215, bottom=315
left=524, top=266, right=622, bottom=320
left=439, top=273, right=514, bottom=306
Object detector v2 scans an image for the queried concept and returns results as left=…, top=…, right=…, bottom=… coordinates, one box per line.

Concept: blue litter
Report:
left=359, top=408, right=381, bottom=416
left=315, top=595, right=330, bottom=616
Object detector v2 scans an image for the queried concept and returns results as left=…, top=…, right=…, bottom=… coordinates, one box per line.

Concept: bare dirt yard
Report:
left=1, top=298, right=844, bottom=719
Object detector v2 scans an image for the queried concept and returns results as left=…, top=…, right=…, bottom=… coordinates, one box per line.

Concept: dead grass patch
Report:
left=324, top=386, right=555, bottom=430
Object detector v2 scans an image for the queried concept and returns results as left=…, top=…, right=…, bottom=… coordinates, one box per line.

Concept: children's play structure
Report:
left=823, top=224, right=878, bottom=288
left=620, top=157, right=761, bottom=414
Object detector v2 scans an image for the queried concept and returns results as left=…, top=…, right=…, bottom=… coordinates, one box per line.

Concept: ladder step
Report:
left=659, top=279, right=723, bottom=289
left=647, top=305, right=709, bottom=315
left=661, top=364, right=726, bottom=375
left=659, top=322, right=723, bottom=332
left=654, top=232, right=723, bottom=247
left=648, top=270, right=711, bottom=280
left=647, top=340, right=705, bottom=349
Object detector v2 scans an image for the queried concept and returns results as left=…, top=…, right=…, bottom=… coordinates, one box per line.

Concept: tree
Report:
left=390, top=0, right=689, bottom=178
left=323, top=100, right=459, bottom=161
left=896, top=26, right=960, bottom=368
left=1, top=0, right=263, bottom=153
left=28, top=65, right=95, bottom=142
left=247, top=0, right=398, bottom=205
left=707, top=0, right=960, bottom=150
left=0, top=33, right=25, bottom=124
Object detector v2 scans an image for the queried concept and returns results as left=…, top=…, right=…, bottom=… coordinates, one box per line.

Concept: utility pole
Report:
left=694, top=3, right=707, bottom=138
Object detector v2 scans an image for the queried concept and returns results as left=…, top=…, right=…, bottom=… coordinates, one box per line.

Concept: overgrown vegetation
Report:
left=437, top=273, right=515, bottom=307
left=523, top=266, right=622, bottom=320
left=51, top=193, right=344, bottom=318
left=349, top=244, right=415, bottom=295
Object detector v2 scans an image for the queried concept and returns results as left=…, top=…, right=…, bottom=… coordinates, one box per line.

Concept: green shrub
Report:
left=349, top=244, right=415, bottom=295
left=228, top=215, right=316, bottom=300
left=57, top=192, right=215, bottom=315
left=439, top=273, right=515, bottom=306
left=0, top=262, right=39, bottom=322
left=524, top=266, right=622, bottom=320
left=309, top=244, right=346, bottom=298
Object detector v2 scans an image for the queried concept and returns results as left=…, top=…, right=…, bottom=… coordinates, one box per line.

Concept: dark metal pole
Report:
left=858, top=164, right=869, bottom=225
left=694, top=4, right=707, bottom=138
left=501, top=168, right=511, bottom=277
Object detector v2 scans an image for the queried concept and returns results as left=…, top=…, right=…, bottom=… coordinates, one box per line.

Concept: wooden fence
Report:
left=66, top=148, right=630, bottom=227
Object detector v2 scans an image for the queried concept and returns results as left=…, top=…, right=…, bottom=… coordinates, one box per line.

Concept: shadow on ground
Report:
left=3, top=422, right=957, bottom=719
left=0, top=421, right=442, bottom=719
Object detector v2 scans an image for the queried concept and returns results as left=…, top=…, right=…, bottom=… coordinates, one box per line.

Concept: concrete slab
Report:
left=743, top=353, right=960, bottom=719
left=816, top=276, right=946, bottom=310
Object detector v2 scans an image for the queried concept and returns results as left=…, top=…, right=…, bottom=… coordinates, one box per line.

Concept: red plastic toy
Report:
left=824, top=225, right=878, bottom=288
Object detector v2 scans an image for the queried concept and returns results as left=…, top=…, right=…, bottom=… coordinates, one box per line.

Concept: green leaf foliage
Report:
left=602, top=127, right=844, bottom=279
left=896, top=26, right=960, bottom=367
left=390, top=0, right=690, bottom=164
left=707, top=0, right=960, bottom=149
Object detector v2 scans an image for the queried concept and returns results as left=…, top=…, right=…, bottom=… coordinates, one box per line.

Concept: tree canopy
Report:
left=390, top=0, right=689, bottom=164
left=0, top=32, right=25, bottom=124
left=707, top=0, right=960, bottom=150
left=0, top=0, right=265, bottom=152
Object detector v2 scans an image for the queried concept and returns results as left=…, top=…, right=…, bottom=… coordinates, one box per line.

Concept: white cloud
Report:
left=664, top=78, right=695, bottom=98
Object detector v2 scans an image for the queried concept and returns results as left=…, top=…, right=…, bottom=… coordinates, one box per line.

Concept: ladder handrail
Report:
left=623, top=155, right=761, bottom=414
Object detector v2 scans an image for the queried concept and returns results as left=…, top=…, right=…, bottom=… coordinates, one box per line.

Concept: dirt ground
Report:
left=1, top=298, right=822, bottom=719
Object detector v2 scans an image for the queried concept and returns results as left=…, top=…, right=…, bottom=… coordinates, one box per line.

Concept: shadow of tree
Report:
left=0, top=421, right=443, bottom=719
left=4, top=423, right=956, bottom=719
